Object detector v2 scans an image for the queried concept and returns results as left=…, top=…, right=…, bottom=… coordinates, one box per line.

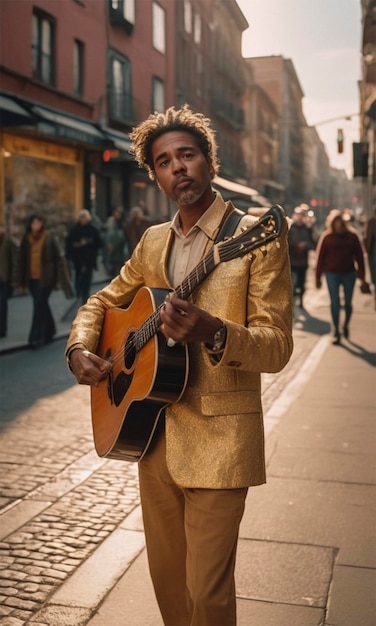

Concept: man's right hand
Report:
left=69, top=349, right=112, bottom=387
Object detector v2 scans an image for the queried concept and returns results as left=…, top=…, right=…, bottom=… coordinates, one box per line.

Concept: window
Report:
left=184, top=0, right=192, bottom=34
left=32, top=10, right=55, bottom=85
left=153, top=3, right=165, bottom=54
left=73, top=40, right=84, bottom=96
left=109, top=54, right=132, bottom=122
left=152, top=77, right=165, bottom=113
left=194, top=12, right=201, bottom=44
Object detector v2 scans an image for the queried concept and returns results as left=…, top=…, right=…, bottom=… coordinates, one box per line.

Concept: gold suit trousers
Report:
left=138, top=419, right=248, bottom=626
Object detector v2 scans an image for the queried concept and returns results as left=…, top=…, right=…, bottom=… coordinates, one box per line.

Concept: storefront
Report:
left=212, top=175, right=271, bottom=211
left=1, top=132, right=83, bottom=245
left=0, top=94, right=136, bottom=243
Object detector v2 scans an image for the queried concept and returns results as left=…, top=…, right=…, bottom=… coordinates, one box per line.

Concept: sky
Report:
left=236, top=0, right=362, bottom=178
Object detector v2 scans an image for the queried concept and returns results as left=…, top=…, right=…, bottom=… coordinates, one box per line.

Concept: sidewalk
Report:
left=0, top=263, right=110, bottom=355
left=1, top=272, right=375, bottom=626
left=27, top=285, right=376, bottom=626
left=84, top=288, right=376, bottom=626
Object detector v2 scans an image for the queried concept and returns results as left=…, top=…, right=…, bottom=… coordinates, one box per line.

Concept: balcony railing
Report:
left=209, top=89, right=245, bottom=130
left=107, top=91, right=151, bottom=127
left=109, top=4, right=134, bottom=35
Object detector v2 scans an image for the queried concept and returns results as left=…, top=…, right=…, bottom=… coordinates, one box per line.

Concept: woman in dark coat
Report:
left=18, top=214, right=60, bottom=348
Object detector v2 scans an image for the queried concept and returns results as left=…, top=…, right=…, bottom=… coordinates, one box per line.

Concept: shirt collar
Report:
left=170, top=191, right=228, bottom=240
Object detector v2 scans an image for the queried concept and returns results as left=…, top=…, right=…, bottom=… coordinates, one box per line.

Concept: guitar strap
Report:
left=214, top=208, right=244, bottom=244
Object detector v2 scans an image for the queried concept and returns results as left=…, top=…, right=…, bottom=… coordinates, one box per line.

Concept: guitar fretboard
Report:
left=133, top=248, right=217, bottom=352
left=129, top=206, right=282, bottom=355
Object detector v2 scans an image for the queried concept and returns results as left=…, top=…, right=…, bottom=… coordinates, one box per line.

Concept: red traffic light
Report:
left=103, top=149, right=120, bottom=162
left=337, top=129, right=344, bottom=154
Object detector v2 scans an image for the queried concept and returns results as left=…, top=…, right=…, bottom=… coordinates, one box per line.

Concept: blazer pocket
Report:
left=201, top=390, right=261, bottom=416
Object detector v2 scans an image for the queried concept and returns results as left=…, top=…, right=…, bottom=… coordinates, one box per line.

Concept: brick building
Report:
left=0, top=0, right=176, bottom=242
left=246, top=55, right=307, bottom=212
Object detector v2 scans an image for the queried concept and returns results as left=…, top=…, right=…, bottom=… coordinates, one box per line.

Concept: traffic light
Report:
left=103, top=148, right=120, bottom=162
left=337, top=129, right=344, bottom=154
left=352, top=142, right=369, bottom=178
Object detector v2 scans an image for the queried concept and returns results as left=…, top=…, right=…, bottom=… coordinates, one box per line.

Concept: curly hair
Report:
left=129, top=104, right=220, bottom=181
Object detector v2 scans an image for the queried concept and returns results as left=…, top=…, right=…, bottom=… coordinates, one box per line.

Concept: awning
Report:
left=32, top=105, right=108, bottom=146
left=213, top=175, right=259, bottom=197
left=213, top=175, right=272, bottom=207
left=250, top=194, right=272, bottom=207
left=102, top=127, right=133, bottom=157
left=0, top=93, right=35, bottom=126
left=263, top=179, right=285, bottom=192
left=0, top=93, right=136, bottom=156
left=213, top=176, right=272, bottom=208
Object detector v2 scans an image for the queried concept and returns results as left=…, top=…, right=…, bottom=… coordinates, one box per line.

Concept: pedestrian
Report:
left=65, top=104, right=293, bottom=626
left=365, top=207, right=376, bottom=307
left=18, top=214, right=60, bottom=348
left=0, top=222, right=16, bottom=338
left=124, top=201, right=151, bottom=255
left=288, top=206, right=316, bottom=307
left=104, top=206, right=127, bottom=278
left=315, top=210, right=367, bottom=344
left=65, top=209, right=102, bottom=305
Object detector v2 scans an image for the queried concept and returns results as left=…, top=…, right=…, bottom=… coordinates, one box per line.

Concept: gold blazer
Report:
left=66, top=193, right=293, bottom=489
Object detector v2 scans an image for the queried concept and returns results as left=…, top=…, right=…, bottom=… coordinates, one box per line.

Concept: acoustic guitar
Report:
left=91, top=205, right=285, bottom=462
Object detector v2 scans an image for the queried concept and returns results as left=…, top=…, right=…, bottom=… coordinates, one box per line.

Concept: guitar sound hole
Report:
left=124, top=332, right=136, bottom=370
left=113, top=371, right=133, bottom=406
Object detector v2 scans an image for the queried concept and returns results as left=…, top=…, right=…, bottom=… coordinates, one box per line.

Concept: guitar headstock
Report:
left=217, top=205, right=285, bottom=263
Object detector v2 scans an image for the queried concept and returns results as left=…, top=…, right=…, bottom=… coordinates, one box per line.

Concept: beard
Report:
left=174, top=184, right=206, bottom=206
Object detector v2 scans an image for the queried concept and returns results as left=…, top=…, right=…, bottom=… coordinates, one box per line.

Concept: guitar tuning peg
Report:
left=241, top=226, right=248, bottom=232
left=260, top=246, right=267, bottom=256
left=275, top=239, right=281, bottom=248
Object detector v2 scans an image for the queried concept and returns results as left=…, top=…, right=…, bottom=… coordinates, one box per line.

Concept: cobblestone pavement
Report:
left=0, top=267, right=334, bottom=624
left=0, top=348, right=141, bottom=624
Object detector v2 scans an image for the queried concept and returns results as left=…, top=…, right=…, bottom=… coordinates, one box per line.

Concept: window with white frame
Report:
left=32, top=10, right=55, bottom=85
left=194, top=12, right=201, bottom=44
left=184, top=0, right=192, bottom=34
left=109, top=54, right=132, bottom=121
left=153, top=2, right=165, bottom=54
left=73, top=40, right=84, bottom=96
left=152, top=77, right=165, bottom=113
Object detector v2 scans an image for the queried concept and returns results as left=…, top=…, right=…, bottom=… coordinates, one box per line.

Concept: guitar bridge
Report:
left=104, top=348, right=114, bottom=405
left=107, top=370, right=114, bottom=404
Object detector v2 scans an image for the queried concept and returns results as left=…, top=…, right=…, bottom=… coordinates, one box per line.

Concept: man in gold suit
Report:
left=66, top=105, right=293, bottom=625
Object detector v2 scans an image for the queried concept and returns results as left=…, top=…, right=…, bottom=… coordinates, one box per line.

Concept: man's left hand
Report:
left=160, top=292, right=222, bottom=346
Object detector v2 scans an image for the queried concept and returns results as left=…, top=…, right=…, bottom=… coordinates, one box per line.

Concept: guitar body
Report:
left=91, top=287, right=189, bottom=462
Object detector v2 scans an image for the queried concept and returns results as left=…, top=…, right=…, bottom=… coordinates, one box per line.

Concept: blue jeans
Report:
left=325, top=271, right=357, bottom=332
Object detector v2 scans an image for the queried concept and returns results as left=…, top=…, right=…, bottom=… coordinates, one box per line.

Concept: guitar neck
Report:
left=134, top=205, right=283, bottom=350
left=136, top=248, right=217, bottom=349
left=175, top=249, right=217, bottom=301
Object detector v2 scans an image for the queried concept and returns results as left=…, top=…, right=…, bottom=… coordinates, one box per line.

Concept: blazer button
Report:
left=227, top=360, right=241, bottom=367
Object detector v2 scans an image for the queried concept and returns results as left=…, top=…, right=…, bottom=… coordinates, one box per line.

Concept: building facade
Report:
left=247, top=55, right=307, bottom=213
left=242, top=64, right=283, bottom=207
left=0, top=0, right=176, bottom=243
left=1, top=0, right=342, bottom=242
left=173, top=0, right=254, bottom=204
left=359, top=0, right=376, bottom=216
